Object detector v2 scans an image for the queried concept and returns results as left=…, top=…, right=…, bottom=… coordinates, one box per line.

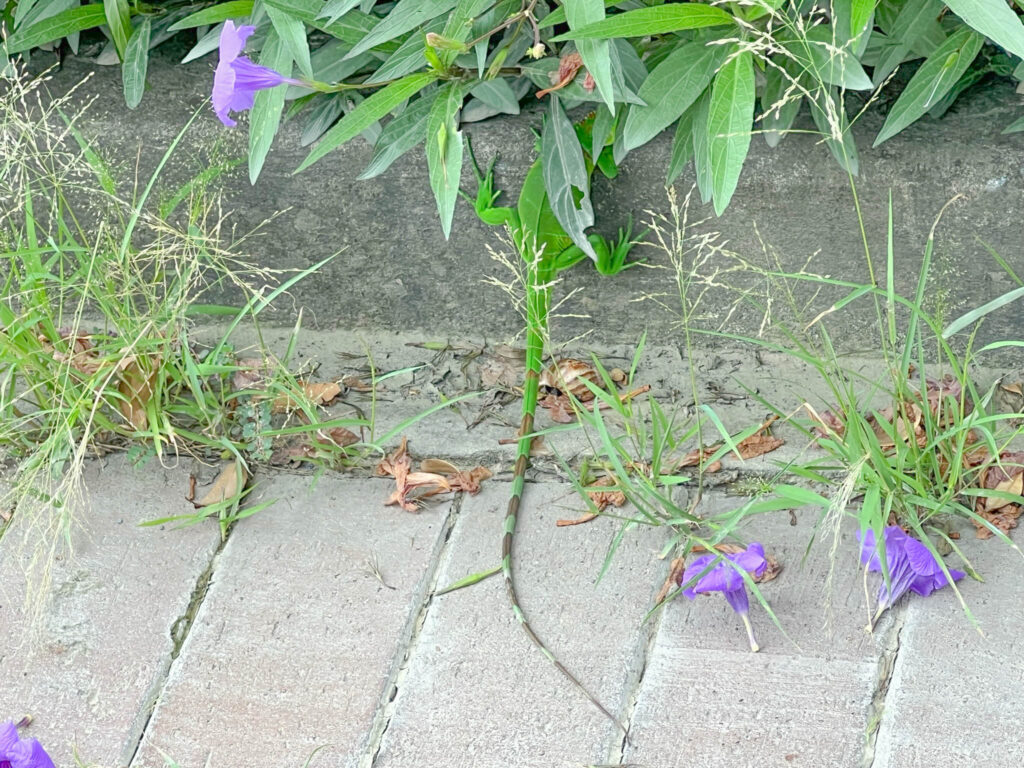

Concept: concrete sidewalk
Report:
left=2, top=463, right=1022, bottom=768
left=1, top=336, right=1022, bottom=768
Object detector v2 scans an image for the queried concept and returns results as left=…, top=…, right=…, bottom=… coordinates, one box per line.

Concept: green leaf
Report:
left=359, top=88, right=438, bottom=179
left=265, top=0, right=393, bottom=51
left=1003, top=115, right=1024, bottom=133
left=707, top=49, right=754, bottom=215
left=761, top=60, right=802, bottom=147
left=797, top=27, right=873, bottom=90
left=811, top=89, right=859, bottom=174
left=848, top=0, right=875, bottom=39
left=121, top=18, right=151, bottom=109
left=441, top=0, right=495, bottom=59
left=539, top=0, right=619, bottom=28
left=426, top=82, right=466, bottom=239
left=318, top=0, right=363, bottom=25
left=623, top=40, right=725, bottom=151
left=542, top=96, right=596, bottom=261
left=267, top=5, right=313, bottom=79
left=565, top=0, right=615, bottom=113
left=550, top=4, right=735, bottom=41
left=469, top=78, right=520, bottom=114
left=344, top=0, right=458, bottom=60
left=104, top=0, right=132, bottom=59
left=300, top=94, right=346, bottom=146
left=873, top=26, right=984, bottom=146
left=666, top=96, right=700, bottom=184
left=691, top=89, right=712, bottom=203
left=944, top=0, right=1024, bottom=60
left=249, top=30, right=293, bottom=183
left=168, top=1, right=254, bottom=31
left=370, top=16, right=446, bottom=81
left=871, top=0, right=944, bottom=85
left=297, top=71, right=439, bottom=172
left=5, top=4, right=107, bottom=53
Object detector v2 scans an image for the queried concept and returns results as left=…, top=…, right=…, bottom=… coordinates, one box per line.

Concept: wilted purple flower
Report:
left=859, top=526, right=965, bottom=624
left=213, top=20, right=300, bottom=127
left=0, top=720, right=55, bottom=768
left=681, top=543, right=768, bottom=651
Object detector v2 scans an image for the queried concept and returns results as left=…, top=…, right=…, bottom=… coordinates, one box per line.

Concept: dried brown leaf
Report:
left=556, top=512, right=598, bottom=527
left=118, top=359, right=159, bottom=431
left=654, top=557, right=686, bottom=604
left=537, top=52, right=583, bottom=97
left=586, top=475, right=626, bottom=512
left=272, top=381, right=342, bottom=413
left=447, top=466, right=492, bottom=495
left=539, top=393, right=576, bottom=423
left=195, top=461, right=247, bottom=507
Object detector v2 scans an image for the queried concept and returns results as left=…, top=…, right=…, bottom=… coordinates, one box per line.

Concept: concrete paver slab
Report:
left=372, top=481, right=667, bottom=768
left=0, top=457, right=222, bottom=766
left=871, top=533, right=1024, bottom=768
left=131, top=477, right=450, bottom=768
left=623, top=501, right=884, bottom=766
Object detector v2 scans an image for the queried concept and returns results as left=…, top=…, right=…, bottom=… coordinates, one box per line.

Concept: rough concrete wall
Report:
left=33, top=41, right=1024, bottom=349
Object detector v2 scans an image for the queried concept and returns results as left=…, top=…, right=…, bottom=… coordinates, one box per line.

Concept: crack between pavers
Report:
left=121, top=527, right=234, bottom=768
left=603, top=568, right=671, bottom=766
left=357, top=492, right=464, bottom=768
left=860, top=607, right=907, bottom=768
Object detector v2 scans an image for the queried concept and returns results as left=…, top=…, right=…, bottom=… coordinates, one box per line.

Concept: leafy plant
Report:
left=6, top=0, right=1024, bottom=228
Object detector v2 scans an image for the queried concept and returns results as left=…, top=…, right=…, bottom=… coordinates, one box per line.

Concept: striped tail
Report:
left=503, top=324, right=628, bottom=736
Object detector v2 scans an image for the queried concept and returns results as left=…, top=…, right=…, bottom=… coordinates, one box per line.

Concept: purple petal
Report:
left=876, top=554, right=917, bottom=608
left=723, top=586, right=750, bottom=614
left=231, top=56, right=288, bottom=90
left=731, top=542, right=767, bottom=577
left=0, top=722, right=19, bottom=756
left=218, top=20, right=254, bottom=64
left=693, top=564, right=744, bottom=594
left=20, top=740, right=56, bottom=768
left=0, top=722, right=54, bottom=768
left=680, top=554, right=716, bottom=599
left=212, top=59, right=238, bottom=126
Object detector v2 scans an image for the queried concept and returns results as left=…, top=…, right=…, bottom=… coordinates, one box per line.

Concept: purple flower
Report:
left=213, top=20, right=299, bottom=127
left=859, top=526, right=965, bottom=621
left=681, top=543, right=768, bottom=651
left=0, top=721, right=55, bottom=768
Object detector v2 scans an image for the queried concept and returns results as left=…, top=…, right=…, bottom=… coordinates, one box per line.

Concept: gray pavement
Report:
left=3, top=442, right=1022, bottom=767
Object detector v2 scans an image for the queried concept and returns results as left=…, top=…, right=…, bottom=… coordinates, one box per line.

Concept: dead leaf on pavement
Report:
left=119, top=359, right=159, bottom=431
left=654, top=557, right=686, bottom=604
left=556, top=512, right=598, bottom=527
left=539, top=393, right=576, bottom=423
left=341, top=374, right=372, bottom=393
left=378, top=439, right=490, bottom=511
left=973, top=451, right=1024, bottom=538
left=677, top=445, right=723, bottom=474
left=194, top=460, right=248, bottom=507
left=272, top=381, right=342, bottom=413
left=735, top=416, right=784, bottom=459
left=477, top=346, right=525, bottom=390
left=586, top=475, right=626, bottom=511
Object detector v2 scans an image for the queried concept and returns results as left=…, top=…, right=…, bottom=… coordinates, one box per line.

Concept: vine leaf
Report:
left=542, top=96, right=596, bottom=261
left=426, top=82, right=466, bottom=239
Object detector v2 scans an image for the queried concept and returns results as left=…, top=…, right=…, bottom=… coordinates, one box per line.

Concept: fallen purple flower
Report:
left=213, top=20, right=300, bottom=126
left=0, top=720, right=55, bottom=768
left=680, top=543, right=767, bottom=651
left=859, top=526, right=965, bottom=624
